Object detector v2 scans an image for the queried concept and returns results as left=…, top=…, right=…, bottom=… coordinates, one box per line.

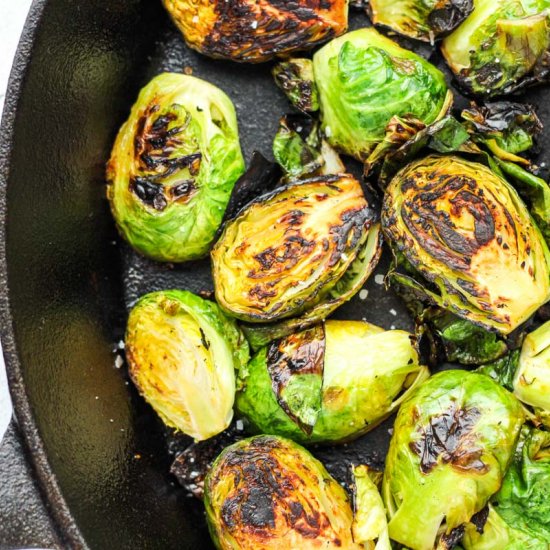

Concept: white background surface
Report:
left=0, top=0, right=35, bottom=442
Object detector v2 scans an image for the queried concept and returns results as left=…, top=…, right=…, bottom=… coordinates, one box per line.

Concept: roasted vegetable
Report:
left=235, top=320, right=429, bottom=444
left=382, top=154, right=550, bottom=334
left=367, top=0, right=473, bottom=42
left=204, top=435, right=360, bottom=549
left=462, top=101, right=542, bottom=164
left=211, top=174, right=382, bottom=330
left=442, top=0, right=550, bottom=97
left=162, top=0, right=348, bottom=63
left=383, top=370, right=524, bottom=550
left=272, top=115, right=345, bottom=180
left=107, top=73, right=244, bottom=262
left=272, top=59, right=320, bottom=113
left=513, top=320, right=550, bottom=415
left=312, top=28, right=452, bottom=160
left=463, top=426, right=550, bottom=549
left=125, top=290, right=249, bottom=441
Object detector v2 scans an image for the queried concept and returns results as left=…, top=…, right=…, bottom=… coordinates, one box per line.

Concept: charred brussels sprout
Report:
left=204, top=435, right=360, bottom=549
left=382, top=155, right=550, bottom=334
left=107, top=73, right=245, bottom=262
left=513, top=320, right=550, bottom=414
left=463, top=426, right=550, bottom=549
left=368, top=0, right=473, bottom=42
left=312, top=28, right=452, bottom=160
left=442, top=0, right=550, bottom=97
left=211, top=174, right=382, bottom=327
left=162, top=0, right=348, bottom=63
left=383, top=370, right=524, bottom=550
left=125, top=290, right=249, bottom=441
left=235, top=320, right=429, bottom=444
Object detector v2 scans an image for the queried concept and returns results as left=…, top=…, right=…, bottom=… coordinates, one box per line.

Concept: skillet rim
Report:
left=0, top=0, right=86, bottom=546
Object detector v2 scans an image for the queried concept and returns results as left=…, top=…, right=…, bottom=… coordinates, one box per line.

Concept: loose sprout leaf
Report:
left=125, top=290, right=249, bottom=441
left=442, top=0, right=550, bottom=97
left=463, top=427, right=550, bottom=548
left=367, top=0, right=473, bottom=42
left=236, top=320, right=429, bottom=444
left=107, top=73, right=245, bottom=262
left=462, top=101, right=542, bottom=163
left=313, top=27, right=451, bottom=161
left=204, top=436, right=361, bottom=549
left=383, top=370, right=524, bottom=550
left=477, top=349, right=520, bottom=392
left=162, top=0, right=348, bottom=63
left=272, top=59, right=320, bottom=112
left=352, top=465, right=391, bottom=550
left=382, top=154, right=550, bottom=334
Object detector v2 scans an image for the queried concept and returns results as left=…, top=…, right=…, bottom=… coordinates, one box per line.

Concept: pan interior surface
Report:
left=3, top=0, right=550, bottom=548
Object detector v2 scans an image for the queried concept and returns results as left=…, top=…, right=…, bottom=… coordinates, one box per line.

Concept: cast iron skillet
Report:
left=2, top=1, right=550, bottom=548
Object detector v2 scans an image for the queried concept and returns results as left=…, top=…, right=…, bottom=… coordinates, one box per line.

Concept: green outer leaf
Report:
left=313, top=27, right=450, bottom=160
left=236, top=320, right=428, bottom=444
left=463, top=427, right=550, bottom=549
left=107, top=73, right=245, bottom=262
left=383, top=370, right=524, bottom=550
left=272, top=58, right=320, bottom=113
left=477, top=349, right=521, bottom=392
left=126, top=290, right=249, bottom=441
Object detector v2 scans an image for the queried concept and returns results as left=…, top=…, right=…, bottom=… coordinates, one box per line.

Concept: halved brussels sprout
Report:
left=513, top=320, right=550, bottom=413
left=382, top=154, right=550, bottom=334
left=211, top=174, right=381, bottom=326
left=204, top=435, right=361, bottom=549
left=368, top=0, right=473, bottom=42
left=162, top=0, right=348, bottom=63
left=107, top=73, right=245, bottom=262
left=312, top=28, right=452, bottom=160
left=235, top=320, right=429, bottom=444
left=442, top=0, right=550, bottom=97
left=463, top=426, right=550, bottom=549
left=383, top=370, right=524, bottom=550
left=125, top=290, right=249, bottom=441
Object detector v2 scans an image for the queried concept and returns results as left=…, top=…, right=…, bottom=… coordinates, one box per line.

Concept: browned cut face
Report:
left=409, top=402, right=488, bottom=474
left=209, top=436, right=349, bottom=548
left=130, top=102, right=201, bottom=210
left=166, top=0, right=348, bottom=63
left=266, top=324, right=325, bottom=433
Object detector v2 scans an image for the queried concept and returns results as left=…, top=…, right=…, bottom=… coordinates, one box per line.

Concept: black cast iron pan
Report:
left=2, top=1, right=550, bottom=548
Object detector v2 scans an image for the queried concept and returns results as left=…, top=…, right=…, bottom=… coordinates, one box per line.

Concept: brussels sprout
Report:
left=442, top=0, right=550, bottom=97
left=211, top=174, right=382, bottom=326
left=462, top=101, right=542, bottom=164
left=235, top=320, right=429, bottom=444
left=125, top=290, right=249, bottom=441
left=204, top=435, right=361, bottom=549
left=383, top=370, right=525, bottom=550
left=463, top=426, right=550, bottom=549
left=107, top=73, right=245, bottom=262
left=272, top=59, right=320, bottom=113
left=382, top=154, right=550, bottom=334
left=312, top=28, right=452, bottom=160
left=352, top=465, right=391, bottom=550
left=272, top=115, right=345, bottom=180
left=162, top=0, right=348, bottom=63
left=368, top=0, right=473, bottom=42
left=513, top=320, right=550, bottom=413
